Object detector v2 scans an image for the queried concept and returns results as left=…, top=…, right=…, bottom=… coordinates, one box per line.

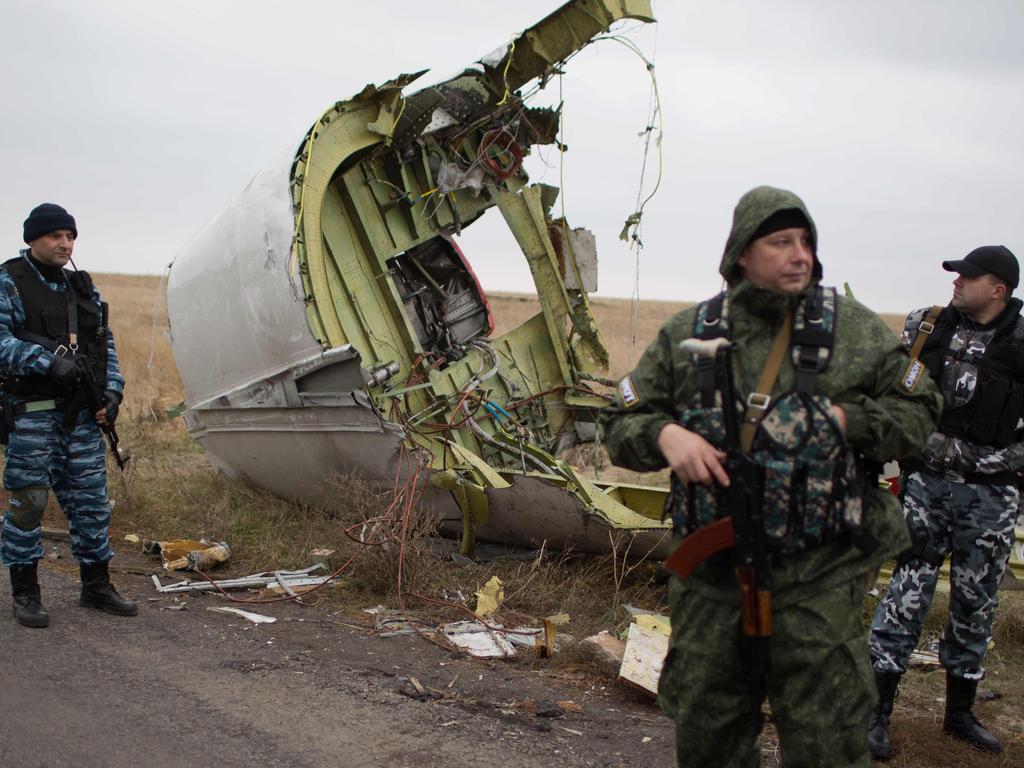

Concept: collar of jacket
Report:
left=946, top=296, right=1023, bottom=334
left=727, top=278, right=813, bottom=322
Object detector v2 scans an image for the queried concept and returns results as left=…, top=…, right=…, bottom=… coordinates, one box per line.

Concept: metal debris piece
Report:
left=443, top=620, right=516, bottom=658
left=151, top=563, right=330, bottom=594
left=206, top=606, right=277, bottom=624
left=908, top=648, right=941, bottom=670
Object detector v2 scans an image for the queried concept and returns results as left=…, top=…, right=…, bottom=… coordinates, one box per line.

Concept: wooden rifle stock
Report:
left=662, top=517, right=735, bottom=578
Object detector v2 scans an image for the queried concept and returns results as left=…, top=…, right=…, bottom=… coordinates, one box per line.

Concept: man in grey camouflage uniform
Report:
left=868, top=245, right=1023, bottom=757
left=0, top=203, right=136, bottom=627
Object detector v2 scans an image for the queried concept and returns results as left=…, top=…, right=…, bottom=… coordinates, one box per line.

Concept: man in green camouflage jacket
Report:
left=600, top=186, right=941, bottom=767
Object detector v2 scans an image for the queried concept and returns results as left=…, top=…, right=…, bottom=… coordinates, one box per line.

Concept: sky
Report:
left=1, top=0, right=1021, bottom=313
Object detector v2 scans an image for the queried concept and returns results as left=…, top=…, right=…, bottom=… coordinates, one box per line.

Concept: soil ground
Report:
left=0, top=543, right=675, bottom=768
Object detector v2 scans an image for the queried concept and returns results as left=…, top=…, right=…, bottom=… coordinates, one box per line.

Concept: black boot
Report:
left=79, top=561, right=137, bottom=616
left=867, top=670, right=900, bottom=760
left=943, top=674, right=1002, bottom=753
left=10, top=561, right=49, bottom=628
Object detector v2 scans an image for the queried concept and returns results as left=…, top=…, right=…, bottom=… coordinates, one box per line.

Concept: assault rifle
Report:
left=65, top=354, right=128, bottom=472
left=662, top=337, right=772, bottom=716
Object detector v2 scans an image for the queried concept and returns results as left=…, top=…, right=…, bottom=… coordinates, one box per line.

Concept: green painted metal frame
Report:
left=286, top=0, right=666, bottom=554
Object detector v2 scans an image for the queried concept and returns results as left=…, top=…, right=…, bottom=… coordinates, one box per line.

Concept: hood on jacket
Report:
left=720, top=185, right=822, bottom=287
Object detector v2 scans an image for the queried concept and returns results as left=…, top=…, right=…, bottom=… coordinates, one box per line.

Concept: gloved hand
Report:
left=101, top=390, right=121, bottom=425
left=47, top=355, right=80, bottom=389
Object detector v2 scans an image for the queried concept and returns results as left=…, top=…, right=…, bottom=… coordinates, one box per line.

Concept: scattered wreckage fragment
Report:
left=166, top=0, right=670, bottom=559
left=151, top=563, right=337, bottom=594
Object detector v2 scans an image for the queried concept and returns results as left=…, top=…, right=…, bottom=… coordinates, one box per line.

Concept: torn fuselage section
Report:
left=285, top=1, right=667, bottom=555
left=170, top=0, right=668, bottom=557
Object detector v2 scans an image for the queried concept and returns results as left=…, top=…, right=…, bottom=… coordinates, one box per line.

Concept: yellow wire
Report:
left=496, top=37, right=516, bottom=106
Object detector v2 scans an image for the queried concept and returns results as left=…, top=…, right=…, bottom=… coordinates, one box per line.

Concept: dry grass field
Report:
left=53, top=274, right=1022, bottom=766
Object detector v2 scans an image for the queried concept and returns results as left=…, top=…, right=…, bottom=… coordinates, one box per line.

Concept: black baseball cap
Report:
left=943, top=245, right=1019, bottom=289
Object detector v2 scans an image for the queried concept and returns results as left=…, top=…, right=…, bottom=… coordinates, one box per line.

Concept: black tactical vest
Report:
left=919, top=298, right=1024, bottom=448
left=1, top=256, right=108, bottom=398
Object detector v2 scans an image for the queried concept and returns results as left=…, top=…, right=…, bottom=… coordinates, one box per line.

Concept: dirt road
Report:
left=0, top=556, right=675, bottom=768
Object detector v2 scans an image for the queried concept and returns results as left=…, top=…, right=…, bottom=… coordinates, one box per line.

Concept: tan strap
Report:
left=908, top=305, right=943, bottom=359
left=740, top=311, right=793, bottom=452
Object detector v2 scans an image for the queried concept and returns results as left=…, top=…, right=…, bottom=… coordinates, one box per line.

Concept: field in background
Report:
left=81, top=274, right=1021, bottom=766
left=96, top=273, right=905, bottom=421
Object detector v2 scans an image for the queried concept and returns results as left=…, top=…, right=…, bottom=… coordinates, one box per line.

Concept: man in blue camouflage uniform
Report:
left=601, top=186, right=941, bottom=767
left=1, top=203, right=136, bottom=627
left=868, top=245, right=1023, bottom=757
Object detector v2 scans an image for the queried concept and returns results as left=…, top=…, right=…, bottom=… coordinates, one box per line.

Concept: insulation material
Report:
left=619, top=622, right=669, bottom=696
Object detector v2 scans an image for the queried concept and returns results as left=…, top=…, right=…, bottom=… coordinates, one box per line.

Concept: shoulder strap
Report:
left=740, top=310, right=793, bottom=452
left=909, top=305, right=943, bottom=360
left=791, top=285, right=836, bottom=395
left=693, top=293, right=727, bottom=407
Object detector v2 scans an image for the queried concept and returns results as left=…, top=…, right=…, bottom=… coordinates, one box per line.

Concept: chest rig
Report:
left=1, top=257, right=108, bottom=399
left=666, top=286, right=869, bottom=555
left=917, top=301, right=1024, bottom=448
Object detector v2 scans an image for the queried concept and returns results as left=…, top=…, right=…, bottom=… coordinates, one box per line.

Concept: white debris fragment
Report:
left=206, top=606, right=277, bottom=624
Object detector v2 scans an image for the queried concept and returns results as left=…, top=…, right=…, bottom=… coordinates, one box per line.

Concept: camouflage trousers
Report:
left=2, top=408, right=113, bottom=566
left=869, top=468, right=1019, bottom=680
left=659, top=576, right=875, bottom=768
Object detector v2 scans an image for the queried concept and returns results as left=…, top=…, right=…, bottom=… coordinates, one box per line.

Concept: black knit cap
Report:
left=942, top=245, right=1019, bottom=289
left=749, top=208, right=815, bottom=250
left=23, top=203, right=77, bottom=244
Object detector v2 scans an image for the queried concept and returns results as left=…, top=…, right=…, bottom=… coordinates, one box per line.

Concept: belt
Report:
left=12, top=398, right=69, bottom=415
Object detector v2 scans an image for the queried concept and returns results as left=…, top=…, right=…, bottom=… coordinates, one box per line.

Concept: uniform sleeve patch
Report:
left=900, top=358, right=925, bottom=392
left=618, top=375, right=640, bottom=408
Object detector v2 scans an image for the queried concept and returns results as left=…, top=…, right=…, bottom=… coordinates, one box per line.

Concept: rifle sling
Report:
left=739, top=311, right=793, bottom=452
left=908, top=305, right=943, bottom=359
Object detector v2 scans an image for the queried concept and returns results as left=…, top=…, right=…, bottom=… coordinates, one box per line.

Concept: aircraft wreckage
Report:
left=167, top=0, right=671, bottom=558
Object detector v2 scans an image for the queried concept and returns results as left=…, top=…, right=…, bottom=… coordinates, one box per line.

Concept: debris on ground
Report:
left=309, top=547, right=336, bottom=557
left=397, top=675, right=447, bottom=702
left=144, top=538, right=232, bottom=571
left=474, top=576, right=504, bottom=617
left=908, top=648, right=941, bottom=670
left=152, top=563, right=334, bottom=594
left=579, top=630, right=626, bottom=672
left=444, top=620, right=517, bottom=658
left=371, top=606, right=557, bottom=660
left=619, top=615, right=670, bottom=697
left=908, top=636, right=941, bottom=670
left=124, top=533, right=142, bottom=544
left=206, top=606, right=277, bottom=624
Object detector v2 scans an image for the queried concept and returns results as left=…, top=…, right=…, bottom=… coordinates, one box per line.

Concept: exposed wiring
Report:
left=496, top=37, right=517, bottom=106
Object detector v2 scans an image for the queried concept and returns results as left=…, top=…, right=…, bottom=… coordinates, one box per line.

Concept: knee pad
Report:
left=9, top=486, right=49, bottom=531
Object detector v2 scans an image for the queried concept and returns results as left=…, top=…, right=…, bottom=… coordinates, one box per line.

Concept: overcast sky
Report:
left=1, top=0, right=1021, bottom=313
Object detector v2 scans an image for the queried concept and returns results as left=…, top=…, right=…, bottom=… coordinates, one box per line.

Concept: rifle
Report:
left=663, top=336, right=772, bottom=716
left=76, top=357, right=128, bottom=471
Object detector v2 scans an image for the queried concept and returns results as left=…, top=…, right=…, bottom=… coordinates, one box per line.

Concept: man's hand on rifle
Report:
left=95, top=390, right=121, bottom=427
left=658, top=423, right=731, bottom=487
